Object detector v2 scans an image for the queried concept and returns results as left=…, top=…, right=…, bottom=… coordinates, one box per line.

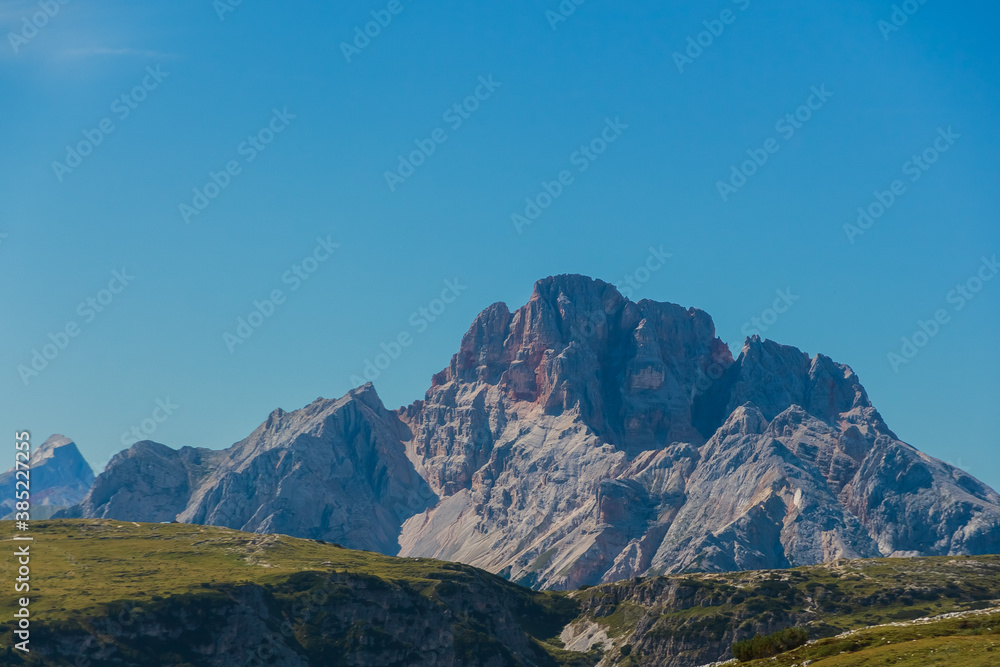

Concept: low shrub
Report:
left=732, top=626, right=808, bottom=662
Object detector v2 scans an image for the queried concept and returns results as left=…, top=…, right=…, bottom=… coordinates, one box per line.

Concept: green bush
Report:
left=732, top=626, right=808, bottom=662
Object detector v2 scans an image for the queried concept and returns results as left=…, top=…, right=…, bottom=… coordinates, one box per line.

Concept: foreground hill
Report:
left=0, top=520, right=584, bottom=666
left=58, top=276, right=1000, bottom=589
left=2, top=521, right=999, bottom=666
left=564, top=554, right=1000, bottom=665
left=730, top=607, right=1000, bottom=667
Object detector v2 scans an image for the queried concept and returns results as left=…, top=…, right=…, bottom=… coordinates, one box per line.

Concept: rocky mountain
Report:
left=60, top=386, right=434, bottom=555
left=1, top=434, right=94, bottom=519
left=393, top=275, right=1000, bottom=588
left=63, top=275, right=1000, bottom=588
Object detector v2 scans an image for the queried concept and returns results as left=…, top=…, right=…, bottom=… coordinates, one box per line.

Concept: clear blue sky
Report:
left=2, top=1, right=998, bottom=488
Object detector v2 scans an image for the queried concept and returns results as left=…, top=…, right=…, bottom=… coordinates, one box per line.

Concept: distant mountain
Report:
left=1, top=434, right=94, bottom=519
left=62, top=275, right=1000, bottom=588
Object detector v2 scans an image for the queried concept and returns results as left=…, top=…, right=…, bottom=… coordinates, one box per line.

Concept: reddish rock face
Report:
left=418, top=275, right=735, bottom=458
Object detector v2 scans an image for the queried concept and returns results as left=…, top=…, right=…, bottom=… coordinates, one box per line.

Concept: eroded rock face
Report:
left=395, top=276, right=1000, bottom=588
left=68, top=274, right=1000, bottom=588
left=1, top=435, right=95, bottom=518
left=70, top=441, right=222, bottom=524
left=68, top=386, right=435, bottom=554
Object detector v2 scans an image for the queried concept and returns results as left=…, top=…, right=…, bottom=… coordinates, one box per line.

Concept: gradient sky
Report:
left=1, top=1, right=998, bottom=489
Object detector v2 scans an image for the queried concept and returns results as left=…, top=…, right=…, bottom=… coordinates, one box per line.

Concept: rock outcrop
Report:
left=395, top=276, right=1000, bottom=588
left=64, top=386, right=435, bottom=554
left=66, top=275, right=1000, bottom=588
left=1, top=435, right=94, bottom=519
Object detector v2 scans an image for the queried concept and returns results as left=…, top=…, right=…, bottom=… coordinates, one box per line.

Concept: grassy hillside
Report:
left=0, top=520, right=998, bottom=666
left=0, top=520, right=593, bottom=666
left=565, top=554, right=1000, bottom=666
left=732, top=607, right=1000, bottom=666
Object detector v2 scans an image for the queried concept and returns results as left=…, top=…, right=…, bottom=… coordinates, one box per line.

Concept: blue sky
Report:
left=1, top=0, right=998, bottom=489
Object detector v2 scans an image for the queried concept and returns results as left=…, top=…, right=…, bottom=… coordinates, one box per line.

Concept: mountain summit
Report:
left=1, top=434, right=95, bottom=519
left=64, top=275, right=1000, bottom=588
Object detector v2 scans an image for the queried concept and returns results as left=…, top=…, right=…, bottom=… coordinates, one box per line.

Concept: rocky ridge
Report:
left=61, top=275, right=1000, bottom=588
left=61, top=389, right=434, bottom=555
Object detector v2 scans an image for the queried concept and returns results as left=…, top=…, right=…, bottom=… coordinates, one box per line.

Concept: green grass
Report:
left=569, top=556, right=1000, bottom=665
left=0, top=520, right=591, bottom=666
left=0, top=519, right=497, bottom=620
left=735, top=609, right=1000, bottom=666
left=2, top=520, right=999, bottom=666
left=598, top=600, right=648, bottom=638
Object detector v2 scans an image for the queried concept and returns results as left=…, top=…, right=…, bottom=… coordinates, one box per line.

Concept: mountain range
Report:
left=48, top=274, right=1000, bottom=589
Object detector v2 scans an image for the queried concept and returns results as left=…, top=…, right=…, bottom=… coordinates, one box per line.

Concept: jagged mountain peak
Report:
left=435, top=276, right=879, bottom=454
left=247, top=384, right=394, bottom=450
left=718, top=402, right=769, bottom=437
left=431, top=274, right=733, bottom=454
left=700, top=333, right=879, bottom=435
left=33, top=433, right=74, bottom=455
left=1, top=434, right=94, bottom=518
